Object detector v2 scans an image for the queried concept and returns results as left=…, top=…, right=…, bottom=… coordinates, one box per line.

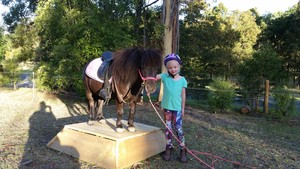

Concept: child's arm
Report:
left=181, top=87, right=186, bottom=117
left=156, top=74, right=161, bottom=80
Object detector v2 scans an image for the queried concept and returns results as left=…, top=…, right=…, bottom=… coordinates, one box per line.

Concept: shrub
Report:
left=207, top=80, right=235, bottom=113
left=271, top=86, right=297, bottom=121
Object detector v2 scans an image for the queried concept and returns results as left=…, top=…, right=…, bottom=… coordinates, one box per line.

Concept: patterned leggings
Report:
left=164, top=109, right=185, bottom=149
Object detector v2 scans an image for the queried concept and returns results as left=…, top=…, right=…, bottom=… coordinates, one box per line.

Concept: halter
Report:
left=117, top=69, right=156, bottom=104
left=138, top=69, right=158, bottom=81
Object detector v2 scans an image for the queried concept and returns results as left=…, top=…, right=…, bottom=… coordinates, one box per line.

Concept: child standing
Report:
left=156, top=53, right=188, bottom=163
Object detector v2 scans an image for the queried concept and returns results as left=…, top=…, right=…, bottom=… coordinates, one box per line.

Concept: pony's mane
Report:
left=111, top=47, right=162, bottom=83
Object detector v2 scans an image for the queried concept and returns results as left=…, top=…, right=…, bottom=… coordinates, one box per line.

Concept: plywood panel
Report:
left=117, top=130, right=166, bottom=168
left=47, top=128, right=116, bottom=168
left=47, top=118, right=165, bottom=169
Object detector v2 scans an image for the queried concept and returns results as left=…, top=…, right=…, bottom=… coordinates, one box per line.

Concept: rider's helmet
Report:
left=163, top=53, right=182, bottom=66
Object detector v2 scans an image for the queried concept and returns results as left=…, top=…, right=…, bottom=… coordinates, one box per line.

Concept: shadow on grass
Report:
left=19, top=101, right=87, bottom=169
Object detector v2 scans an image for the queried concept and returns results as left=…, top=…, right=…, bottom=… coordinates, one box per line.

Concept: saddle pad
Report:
left=85, top=58, right=104, bottom=83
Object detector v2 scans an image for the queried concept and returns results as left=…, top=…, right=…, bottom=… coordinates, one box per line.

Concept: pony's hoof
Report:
left=128, top=126, right=136, bottom=132
left=87, top=120, right=95, bottom=125
left=116, top=127, right=125, bottom=133
left=98, top=119, right=106, bottom=124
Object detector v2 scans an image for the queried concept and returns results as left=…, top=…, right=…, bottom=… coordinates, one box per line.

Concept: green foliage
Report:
left=9, top=22, right=38, bottom=62
left=0, top=59, right=21, bottom=88
left=1, top=0, right=165, bottom=93
left=261, top=5, right=300, bottom=83
left=35, top=64, right=54, bottom=91
left=180, top=3, right=260, bottom=79
left=2, top=0, right=38, bottom=32
left=0, top=32, right=23, bottom=88
left=33, top=0, right=139, bottom=92
left=1, top=0, right=299, bottom=95
left=0, top=27, right=6, bottom=61
left=0, top=73, right=9, bottom=86
left=207, top=79, right=235, bottom=112
left=230, top=10, right=261, bottom=61
left=238, top=45, right=288, bottom=109
left=270, top=86, right=297, bottom=120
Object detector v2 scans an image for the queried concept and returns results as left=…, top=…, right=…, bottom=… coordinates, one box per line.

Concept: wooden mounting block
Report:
left=47, top=118, right=166, bottom=169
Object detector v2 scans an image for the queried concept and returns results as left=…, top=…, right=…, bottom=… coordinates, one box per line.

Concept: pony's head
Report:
left=111, top=47, right=162, bottom=95
left=139, top=48, right=162, bottom=94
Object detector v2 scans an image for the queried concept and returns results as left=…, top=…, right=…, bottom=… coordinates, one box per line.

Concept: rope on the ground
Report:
left=147, top=94, right=256, bottom=169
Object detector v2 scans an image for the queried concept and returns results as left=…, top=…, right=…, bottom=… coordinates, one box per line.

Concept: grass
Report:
left=0, top=88, right=299, bottom=169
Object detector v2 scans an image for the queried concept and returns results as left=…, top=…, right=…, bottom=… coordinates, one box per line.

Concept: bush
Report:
left=270, top=86, right=297, bottom=121
left=207, top=80, right=235, bottom=112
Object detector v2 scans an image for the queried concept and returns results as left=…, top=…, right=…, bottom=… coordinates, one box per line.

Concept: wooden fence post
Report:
left=264, top=79, right=270, bottom=114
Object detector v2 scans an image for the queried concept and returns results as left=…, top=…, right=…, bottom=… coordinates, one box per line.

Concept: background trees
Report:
left=262, top=5, right=300, bottom=87
left=180, top=2, right=260, bottom=85
left=0, top=0, right=299, bottom=100
left=1, top=0, right=38, bottom=32
left=1, top=0, right=164, bottom=91
left=0, top=27, right=5, bottom=61
left=238, top=45, right=289, bottom=110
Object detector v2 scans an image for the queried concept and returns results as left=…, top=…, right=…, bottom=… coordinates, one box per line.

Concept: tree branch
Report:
left=143, top=0, right=159, bottom=9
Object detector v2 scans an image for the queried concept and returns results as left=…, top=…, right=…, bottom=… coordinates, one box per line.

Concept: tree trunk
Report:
left=158, top=0, right=179, bottom=102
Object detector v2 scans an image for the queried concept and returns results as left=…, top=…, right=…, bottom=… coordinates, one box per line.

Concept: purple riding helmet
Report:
left=163, top=53, right=182, bottom=66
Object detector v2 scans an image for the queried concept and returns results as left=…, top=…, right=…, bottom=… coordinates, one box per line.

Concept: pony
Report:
left=83, top=47, right=162, bottom=132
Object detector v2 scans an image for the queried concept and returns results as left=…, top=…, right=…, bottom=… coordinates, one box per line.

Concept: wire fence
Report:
left=1, top=71, right=300, bottom=112
left=186, top=86, right=300, bottom=113
left=0, top=72, right=34, bottom=88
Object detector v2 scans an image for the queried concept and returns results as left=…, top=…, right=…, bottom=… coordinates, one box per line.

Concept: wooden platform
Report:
left=47, top=118, right=166, bottom=169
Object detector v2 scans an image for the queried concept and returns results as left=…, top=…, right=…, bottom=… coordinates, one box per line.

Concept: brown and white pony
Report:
left=83, top=47, right=162, bottom=132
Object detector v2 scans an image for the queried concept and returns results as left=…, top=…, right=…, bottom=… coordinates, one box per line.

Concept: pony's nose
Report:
left=145, top=83, right=157, bottom=94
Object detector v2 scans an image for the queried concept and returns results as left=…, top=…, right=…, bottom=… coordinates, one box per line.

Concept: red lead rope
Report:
left=147, top=94, right=256, bottom=169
